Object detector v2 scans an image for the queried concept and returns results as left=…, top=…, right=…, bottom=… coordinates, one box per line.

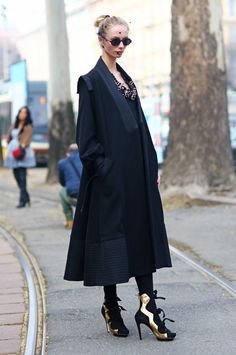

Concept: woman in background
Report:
left=4, top=106, right=36, bottom=208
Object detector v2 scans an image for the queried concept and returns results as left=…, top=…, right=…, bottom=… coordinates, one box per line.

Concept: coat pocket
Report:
left=95, top=157, right=113, bottom=180
left=98, top=165, right=124, bottom=236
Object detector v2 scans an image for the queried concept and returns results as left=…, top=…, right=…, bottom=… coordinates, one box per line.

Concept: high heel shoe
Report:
left=16, top=201, right=30, bottom=208
left=135, top=291, right=176, bottom=341
left=101, top=297, right=129, bottom=337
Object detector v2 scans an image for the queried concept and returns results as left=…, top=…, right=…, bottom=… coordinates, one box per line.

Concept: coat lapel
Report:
left=94, top=57, right=138, bottom=132
left=116, top=62, right=146, bottom=124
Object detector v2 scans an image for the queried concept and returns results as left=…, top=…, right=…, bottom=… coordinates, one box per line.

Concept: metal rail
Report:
left=0, top=226, right=47, bottom=355
left=170, top=245, right=236, bottom=297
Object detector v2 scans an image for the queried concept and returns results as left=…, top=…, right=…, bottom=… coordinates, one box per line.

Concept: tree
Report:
left=45, top=0, right=75, bottom=182
left=162, top=0, right=235, bottom=193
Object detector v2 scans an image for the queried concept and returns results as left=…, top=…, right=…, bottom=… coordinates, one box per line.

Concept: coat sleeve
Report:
left=20, top=125, right=32, bottom=147
left=76, top=75, right=112, bottom=178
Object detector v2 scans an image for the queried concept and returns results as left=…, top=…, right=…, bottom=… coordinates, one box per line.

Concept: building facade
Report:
left=222, top=0, right=236, bottom=88
left=15, top=0, right=172, bottom=104
left=2, top=0, right=236, bottom=107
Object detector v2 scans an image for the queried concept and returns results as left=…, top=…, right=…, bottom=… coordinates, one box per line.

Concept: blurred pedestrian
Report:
left=64, top=15, right=176, bottom=341
left=4, top=106, right=36, bottom=208
left=57, top=143, right=82, bottom=229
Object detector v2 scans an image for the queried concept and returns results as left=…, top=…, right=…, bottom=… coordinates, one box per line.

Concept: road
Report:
left=0, top=167, right=236, bottom=355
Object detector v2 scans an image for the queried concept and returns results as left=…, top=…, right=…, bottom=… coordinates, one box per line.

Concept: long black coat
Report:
left=64, top=57, right=172, bottom=286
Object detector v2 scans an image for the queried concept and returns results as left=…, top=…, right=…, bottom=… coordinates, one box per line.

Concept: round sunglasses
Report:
left=101, top=35, right=132, bottom=47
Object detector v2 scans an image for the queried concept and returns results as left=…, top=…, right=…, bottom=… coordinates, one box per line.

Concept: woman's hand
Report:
left=157, top=175, right=161, bottom=186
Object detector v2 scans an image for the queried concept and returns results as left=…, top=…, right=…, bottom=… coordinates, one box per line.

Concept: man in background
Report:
left=57, top=143, right=82, bottom=229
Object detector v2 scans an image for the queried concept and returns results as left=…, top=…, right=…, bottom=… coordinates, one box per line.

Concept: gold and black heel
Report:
left=135, top=291, right=176, bottom=341
left=101, top=297, right=129, bottom=337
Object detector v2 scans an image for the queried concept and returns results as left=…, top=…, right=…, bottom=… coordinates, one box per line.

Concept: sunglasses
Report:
left=101, top=35, right=132, bottom=46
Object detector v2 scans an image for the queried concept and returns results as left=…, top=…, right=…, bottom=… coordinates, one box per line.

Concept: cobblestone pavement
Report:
left=0, top=167, right=236, bottom=355
left=0, top=234, right=25, bottom=354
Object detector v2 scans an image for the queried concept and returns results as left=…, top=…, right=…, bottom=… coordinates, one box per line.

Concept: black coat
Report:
left=64, top=57, right=172, bottom=286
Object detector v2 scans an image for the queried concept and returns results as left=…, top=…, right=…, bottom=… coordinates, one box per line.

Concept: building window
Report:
left=229, top=25, right=236, bottom=42
left=229, top=0, right=236, bottom=16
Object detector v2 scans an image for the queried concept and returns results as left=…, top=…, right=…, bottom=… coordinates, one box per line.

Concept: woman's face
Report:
left=18, top=108, right=27, bottom=122
left=100, top=24, right=130, bottom=59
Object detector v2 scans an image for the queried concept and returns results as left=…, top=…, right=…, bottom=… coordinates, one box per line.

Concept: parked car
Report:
left=31, top=125, right=49, bottom=166
left=1, top=136, right=7, bottom=159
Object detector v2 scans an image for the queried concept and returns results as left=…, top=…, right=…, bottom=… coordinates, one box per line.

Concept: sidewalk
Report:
left=0, top=233, right=25, bottom=355
left=0, top=167, right=236, bottom=355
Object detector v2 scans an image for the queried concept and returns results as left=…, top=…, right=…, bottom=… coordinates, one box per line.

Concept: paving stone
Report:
left=0, top=278, right=24, bottom=289
left=0, top=288, right=24, bottom=295
left=0, top=245, right=13, bottom=255
left=0, top=239, right=9, bottom=247
left=0, top=303, right=25, bottom=315
left=0, top=229, right=25, bottom=354
left=0, top=338, right=21, bottom=353
left=0, top=324, right=22, bottom=340
left=0, top=313, right=24, bottom=325
left=0, top=273, right=24, bottom=282
left=0, top=294, right=24, bottom=305
left=0, top=255, right=19, bottom=265
left=0, top=264, right=21, bottom=274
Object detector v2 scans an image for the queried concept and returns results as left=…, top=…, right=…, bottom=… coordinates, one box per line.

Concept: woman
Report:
left=64, top=15, right=176, bottom=341
left=4, top=106, right=36, bottom=208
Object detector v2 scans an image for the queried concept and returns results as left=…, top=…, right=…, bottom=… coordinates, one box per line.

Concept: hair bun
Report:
left=94, top=15, right=110, bottom=28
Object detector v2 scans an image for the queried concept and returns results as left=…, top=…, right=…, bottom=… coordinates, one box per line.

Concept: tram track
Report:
left=169, top=245, right=236, bottom=298
left=0, top=225, right=47, bottom=355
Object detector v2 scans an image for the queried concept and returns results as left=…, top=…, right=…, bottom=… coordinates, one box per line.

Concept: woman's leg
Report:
left=103, top=285, right=117, bottom=306
left=18, top=168, right=29, bottom=203
left=59, top=187, right=73, bottom=221
left=135, top=273, right=176, bottom=340
left=135, top=273, right=153, bottom=296
left=13, top=168, right=22, bottom=204
left=135, top=273, right=156, bottom=312
left=13, top=168, right=20, bottom=188
left=13, top=168, right=29, bottom=205
left=102, top=284, right=129, bottom=337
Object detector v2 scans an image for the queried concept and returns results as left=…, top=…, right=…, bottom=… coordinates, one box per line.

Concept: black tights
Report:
left=13, top=167, right=30, bottom=204
left=104, top=273, right=155, bottom=311
left=135, top=274, right=153, bottom=296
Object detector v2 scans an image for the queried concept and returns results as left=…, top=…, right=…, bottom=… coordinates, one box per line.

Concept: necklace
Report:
left=112, top=73, right=137, bottom=101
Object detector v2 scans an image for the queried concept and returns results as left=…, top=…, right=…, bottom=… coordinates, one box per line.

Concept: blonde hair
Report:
left=94, top=15, right=129, bottom=37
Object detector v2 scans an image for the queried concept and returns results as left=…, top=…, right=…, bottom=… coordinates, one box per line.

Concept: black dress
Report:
left=112, top=74, right=155, bottom=276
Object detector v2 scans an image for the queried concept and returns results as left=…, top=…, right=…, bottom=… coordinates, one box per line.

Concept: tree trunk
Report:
left=45, top=0, right=75, bottom=183
left=162, top=0, right=235, bottom=193
left=0, top=126, right=3, bottom=167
